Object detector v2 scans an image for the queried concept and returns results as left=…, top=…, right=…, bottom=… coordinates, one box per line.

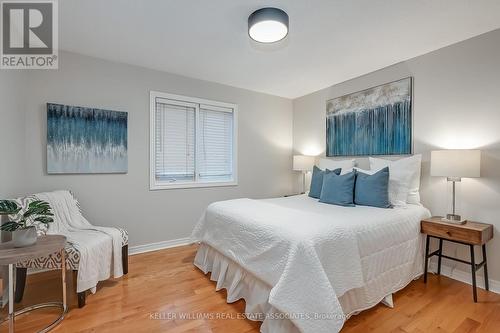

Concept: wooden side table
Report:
left=0, top=235, right=67, bottom=333
left=421, top=217, right=493, bottom=302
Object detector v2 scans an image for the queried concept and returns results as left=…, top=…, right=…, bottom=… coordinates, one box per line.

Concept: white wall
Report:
left=0, top=71, right=27, bottom=199
left=11, top=51, right=293, bottom=247
left=0, top=72, right=28, bottom=302
left=293, top=29, right=500, bottom=281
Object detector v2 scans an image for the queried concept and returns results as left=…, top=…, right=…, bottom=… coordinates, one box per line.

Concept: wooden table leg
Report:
left=8, top=264, right=14, bottom=333
left=470, top=245, right=477, bottom=302
left=482, top=244, right=489, bottom=291
left=437, top=238, right=443, bottom=275
left=424, top=235, right=430, bottom=283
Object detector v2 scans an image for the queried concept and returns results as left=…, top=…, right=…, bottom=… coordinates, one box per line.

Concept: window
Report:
left=150, top=91, right=237, bottom=189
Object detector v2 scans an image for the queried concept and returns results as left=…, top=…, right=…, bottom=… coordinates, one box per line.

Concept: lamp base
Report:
left=441, top=214, right=466, bottom=225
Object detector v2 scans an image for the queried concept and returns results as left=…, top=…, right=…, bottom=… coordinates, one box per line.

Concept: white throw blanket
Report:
left=35, top=190, right=123, bottom=293
left=191, top=198, right=365, bottom=333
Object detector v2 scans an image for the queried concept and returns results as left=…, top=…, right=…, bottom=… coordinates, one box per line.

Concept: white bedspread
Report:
left=191, top=195, right=430, bottom=333
left=35, top=191, right=123, bottom=293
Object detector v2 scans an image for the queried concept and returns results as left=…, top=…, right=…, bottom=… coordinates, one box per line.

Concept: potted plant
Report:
left=0, top=200, right=54, bottom=247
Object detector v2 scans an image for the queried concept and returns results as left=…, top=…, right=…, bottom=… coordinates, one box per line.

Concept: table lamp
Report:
left=430, top=149, right=481, bottom=224
left=293, top=155, right=315, bottom=194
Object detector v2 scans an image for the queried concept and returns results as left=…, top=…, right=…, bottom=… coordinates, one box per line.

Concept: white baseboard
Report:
left=128, top=237, right=191, bottom=255
left=429, top=262, right=500, bottom=294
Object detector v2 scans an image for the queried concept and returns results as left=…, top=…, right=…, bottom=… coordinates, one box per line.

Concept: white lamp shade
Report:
left=430, top=150, right=481, bottom=178
left=293, top=155, right=315, bottom=171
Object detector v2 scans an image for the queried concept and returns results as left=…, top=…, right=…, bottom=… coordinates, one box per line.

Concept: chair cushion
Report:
left=16, top=243, right=80, bottom=270
left=15, top=227, right=128, bottom=271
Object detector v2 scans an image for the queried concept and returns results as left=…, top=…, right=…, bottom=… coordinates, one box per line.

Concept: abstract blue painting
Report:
left=47, top=103, right=128, bottom=174
left=326, top=78, right=412, bottom=157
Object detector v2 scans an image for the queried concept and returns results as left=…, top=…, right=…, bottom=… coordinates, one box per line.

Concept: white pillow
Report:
left=369, top=155, right=422, bottom=205
left=352, top=167, right=372, bottom=174
left=343, top=166, right=368, bottom=174
left=318, top=158, right=355, bottom=173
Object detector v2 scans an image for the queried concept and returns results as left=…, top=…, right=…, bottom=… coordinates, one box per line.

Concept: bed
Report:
left=191, top=194, right=431, bottom=333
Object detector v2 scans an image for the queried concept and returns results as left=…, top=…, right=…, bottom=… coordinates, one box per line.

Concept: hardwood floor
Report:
left=2, top=244, right=500, bottom=332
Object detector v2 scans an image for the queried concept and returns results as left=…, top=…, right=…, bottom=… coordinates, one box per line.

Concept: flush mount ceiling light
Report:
left=248, top=7, right=289, bottom=43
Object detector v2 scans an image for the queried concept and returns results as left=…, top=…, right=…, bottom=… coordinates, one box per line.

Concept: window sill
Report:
left=150, top=181, right=238, bottom=191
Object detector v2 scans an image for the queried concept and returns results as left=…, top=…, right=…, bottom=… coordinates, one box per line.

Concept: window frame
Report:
left=149, top=91, right=238, bottom=190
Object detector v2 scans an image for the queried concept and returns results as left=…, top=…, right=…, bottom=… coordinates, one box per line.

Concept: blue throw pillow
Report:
left=354, top=167, right=391, bottom=208
left=319, top=170, right=356, bottom=207
left=309, top=166, right=341, bottom=199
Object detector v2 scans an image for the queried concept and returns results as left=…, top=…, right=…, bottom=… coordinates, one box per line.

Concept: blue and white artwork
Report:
left=47, top=103, right=128, bottom=174
left=326, top=78, right=412, bottom=156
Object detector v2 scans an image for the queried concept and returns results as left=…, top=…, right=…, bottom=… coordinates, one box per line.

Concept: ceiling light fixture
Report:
left=248, top=7, right=289, bottom=43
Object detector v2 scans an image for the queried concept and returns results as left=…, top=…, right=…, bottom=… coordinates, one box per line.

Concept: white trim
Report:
left=155, top=98, right=198, bottom=109
left=429, top=262, right=500, bottom=294
left=153, top=91, right=237, bottom=110
left=128, top=237, right=191, bottom=255
left=150, top=181, right=237, bottom=190
left=149, top=91, right=238, bottom=190
left=232, top=103, right=239, bottom=187
left=149, top=91, right=157, bottom=190
left=200, top=104, right=233, bottom=113
left=195, top=102, right=201, bottom=183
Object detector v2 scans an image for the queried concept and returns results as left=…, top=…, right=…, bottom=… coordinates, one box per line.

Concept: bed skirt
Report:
left=194, top=243, right=299, bottom=333
left=194, top=243, right=423, bottom=333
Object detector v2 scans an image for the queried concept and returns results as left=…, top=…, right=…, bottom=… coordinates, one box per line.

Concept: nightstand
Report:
left=421, top=217, right=493, bottom=302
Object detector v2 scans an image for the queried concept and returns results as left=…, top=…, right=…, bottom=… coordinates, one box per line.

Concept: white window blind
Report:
left=198, top=105, right=234, bottom=181
left=150, top=92, right=237, bottom=189
left=155, top=100, right=196, bottom=182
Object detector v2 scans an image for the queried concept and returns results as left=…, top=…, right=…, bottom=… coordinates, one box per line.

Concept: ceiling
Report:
left=60, top=0, right=500, bottom=99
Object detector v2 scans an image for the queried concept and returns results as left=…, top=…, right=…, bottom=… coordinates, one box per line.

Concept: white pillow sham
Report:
left=369, top=155, right=422, bottom=205
left=318, top=158, right=355, bottom=172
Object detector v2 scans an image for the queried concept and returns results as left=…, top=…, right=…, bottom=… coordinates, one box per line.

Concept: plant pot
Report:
left=13, top=226, right=37, bottom=248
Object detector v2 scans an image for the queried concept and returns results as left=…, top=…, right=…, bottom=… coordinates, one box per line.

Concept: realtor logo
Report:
left=1, top=0, right=58, bottom=69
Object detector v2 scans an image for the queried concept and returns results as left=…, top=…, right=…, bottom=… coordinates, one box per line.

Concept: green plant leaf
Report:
left=33, top=216, right=54, bottom=224
left=0, top=200, right=21, bottom=215
left=0, top=221, right=20, bottom=232
left=23, top=200, right=53, bottom=219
